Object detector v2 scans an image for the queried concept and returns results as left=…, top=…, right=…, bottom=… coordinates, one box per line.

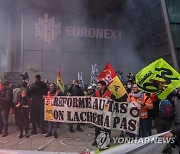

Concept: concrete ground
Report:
left=0, top=123, right=98, bottom=153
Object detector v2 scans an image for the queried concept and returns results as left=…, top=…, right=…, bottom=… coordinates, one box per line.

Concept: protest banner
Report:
left=4, top=72, right=21, bottom=86
left=44, top=96, right=140, bottom=134
left=136, top=58, right=180, bottom=100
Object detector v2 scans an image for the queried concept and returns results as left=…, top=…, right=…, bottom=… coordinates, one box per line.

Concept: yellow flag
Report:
left=57, top=68, right=65, bottom=93
left=136, top=58, right=180, bottom=100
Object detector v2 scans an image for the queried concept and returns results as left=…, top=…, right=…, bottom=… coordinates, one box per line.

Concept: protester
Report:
left=13, top=85, right=21, bottom=130
left=92, top=80, right=115, bottom=146
left=163, top=125, right=180, bottom=138
left=15, top=90, right=30, bottom=138
left=126, top=80, right=134, bottom=94
left=127, top=84, right=153, bottom=137
left=6, top=83, right=14, bottom=114
left=171, top=88, right=180, bottom=153
left=155, top=99, right=173, bottom=134
left=45, top=83, right=60, bottom=138
left=0, top=82, right=10, bottom=137
left=13, top=82, right=30, bottom=130
left=28, top=75, right=48, bottom=135
left=163, top=124, right=180, bottom=154
left=154, top=99, right=174, bottom=154
left=87, top=85, right=96, bottom=96
left=67, top=80, right=84, bottom=133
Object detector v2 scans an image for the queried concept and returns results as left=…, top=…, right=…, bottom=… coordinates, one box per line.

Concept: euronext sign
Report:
left=65, top=26, right=122, bottom=39
left=35, top=14, right=122, bottom=43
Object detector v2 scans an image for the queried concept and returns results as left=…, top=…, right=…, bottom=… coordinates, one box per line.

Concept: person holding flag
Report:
left=45, top=83, right=60, bottom=138
left=92, top=80, right=115, bottom=146
left=67, top=80, right=84, bottom=133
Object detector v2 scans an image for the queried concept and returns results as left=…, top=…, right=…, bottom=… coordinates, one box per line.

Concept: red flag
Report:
left=98, top=63, right=127, bottom=99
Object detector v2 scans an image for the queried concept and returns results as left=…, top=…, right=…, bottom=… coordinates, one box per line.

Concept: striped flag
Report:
left=98, top=63, right=127, bottom=99
left=90, top=64, right=99, bottom=85
left=57, top=68, right=65, bottom=93
left=78, top=72, right=84, bottom=88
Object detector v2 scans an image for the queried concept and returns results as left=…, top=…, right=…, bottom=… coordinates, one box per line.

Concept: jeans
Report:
left=17, top=109, right=29, bottom=134
left=48, top=122, right=57, bottom=133
left=69, top=123, right=81, bottom=129
left=140, top=118, right=152, bottom=137
left=0, top=109, right=8, bottom=134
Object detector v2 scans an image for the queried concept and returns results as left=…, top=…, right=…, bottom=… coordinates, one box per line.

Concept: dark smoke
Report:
left=0, top=0, right=159, bottom=83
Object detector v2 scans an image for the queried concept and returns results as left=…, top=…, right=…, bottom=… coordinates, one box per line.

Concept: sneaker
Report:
left=163, top=147, right=172, bottom=154
left=92, top=141, right=97, bottom=146
left=2, top=133, right=8, bottom=137
left=25, top=133, right=30, bottom=138
left=166, top=147, right=172, bottom=154
left=45, top=132, right=52, bottom=137
left=53, top=132, right=58, bottom=138
left=69, top=128, right=74, bottom=133
left=77, top=127, right=83, bottom=132
left=19, top=134, right=23, bottom=138
left=41, top=130, right=47, bottom=134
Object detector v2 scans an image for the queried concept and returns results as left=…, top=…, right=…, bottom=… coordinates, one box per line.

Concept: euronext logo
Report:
left=35, top=14, right=61, bottom=43
left=35, top=14, right=122, bottom=43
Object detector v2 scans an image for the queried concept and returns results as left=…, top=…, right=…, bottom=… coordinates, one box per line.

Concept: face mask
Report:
left=127, top=84, right=132, bottom=89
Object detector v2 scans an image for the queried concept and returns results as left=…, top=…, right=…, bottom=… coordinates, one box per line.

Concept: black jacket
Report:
left=16, top=96, right=30, bottom=113
left=171, top=125, right=180, bottom=135
left=68, top=85, right=84, bottom=96
left=29, top=81, right=48, bottom=97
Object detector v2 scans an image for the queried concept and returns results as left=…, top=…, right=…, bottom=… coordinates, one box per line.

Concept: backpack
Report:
left=159, top=99, right=174, bottom=120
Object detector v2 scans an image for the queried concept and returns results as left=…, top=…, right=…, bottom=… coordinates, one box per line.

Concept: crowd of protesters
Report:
left=0, top=72, right=180, bottom=154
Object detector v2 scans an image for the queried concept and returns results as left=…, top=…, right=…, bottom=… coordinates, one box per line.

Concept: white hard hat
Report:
left=87, top=85, right=93, bottom=90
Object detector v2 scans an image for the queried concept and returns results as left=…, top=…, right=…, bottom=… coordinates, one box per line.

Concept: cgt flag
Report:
left=57, top=68, right=65, bottom=93
left=136, top=58, right=180, bottom=100
left=98, top=63, right=127, bottom=99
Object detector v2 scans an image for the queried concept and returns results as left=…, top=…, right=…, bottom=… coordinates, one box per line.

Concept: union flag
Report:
left=98, top=63, right=127, bottom=99
left=57, top=68, right=65, bottom=93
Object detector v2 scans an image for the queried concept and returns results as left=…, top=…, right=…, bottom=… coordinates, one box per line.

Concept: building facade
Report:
left=0, top=0, right=179, bottom=83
